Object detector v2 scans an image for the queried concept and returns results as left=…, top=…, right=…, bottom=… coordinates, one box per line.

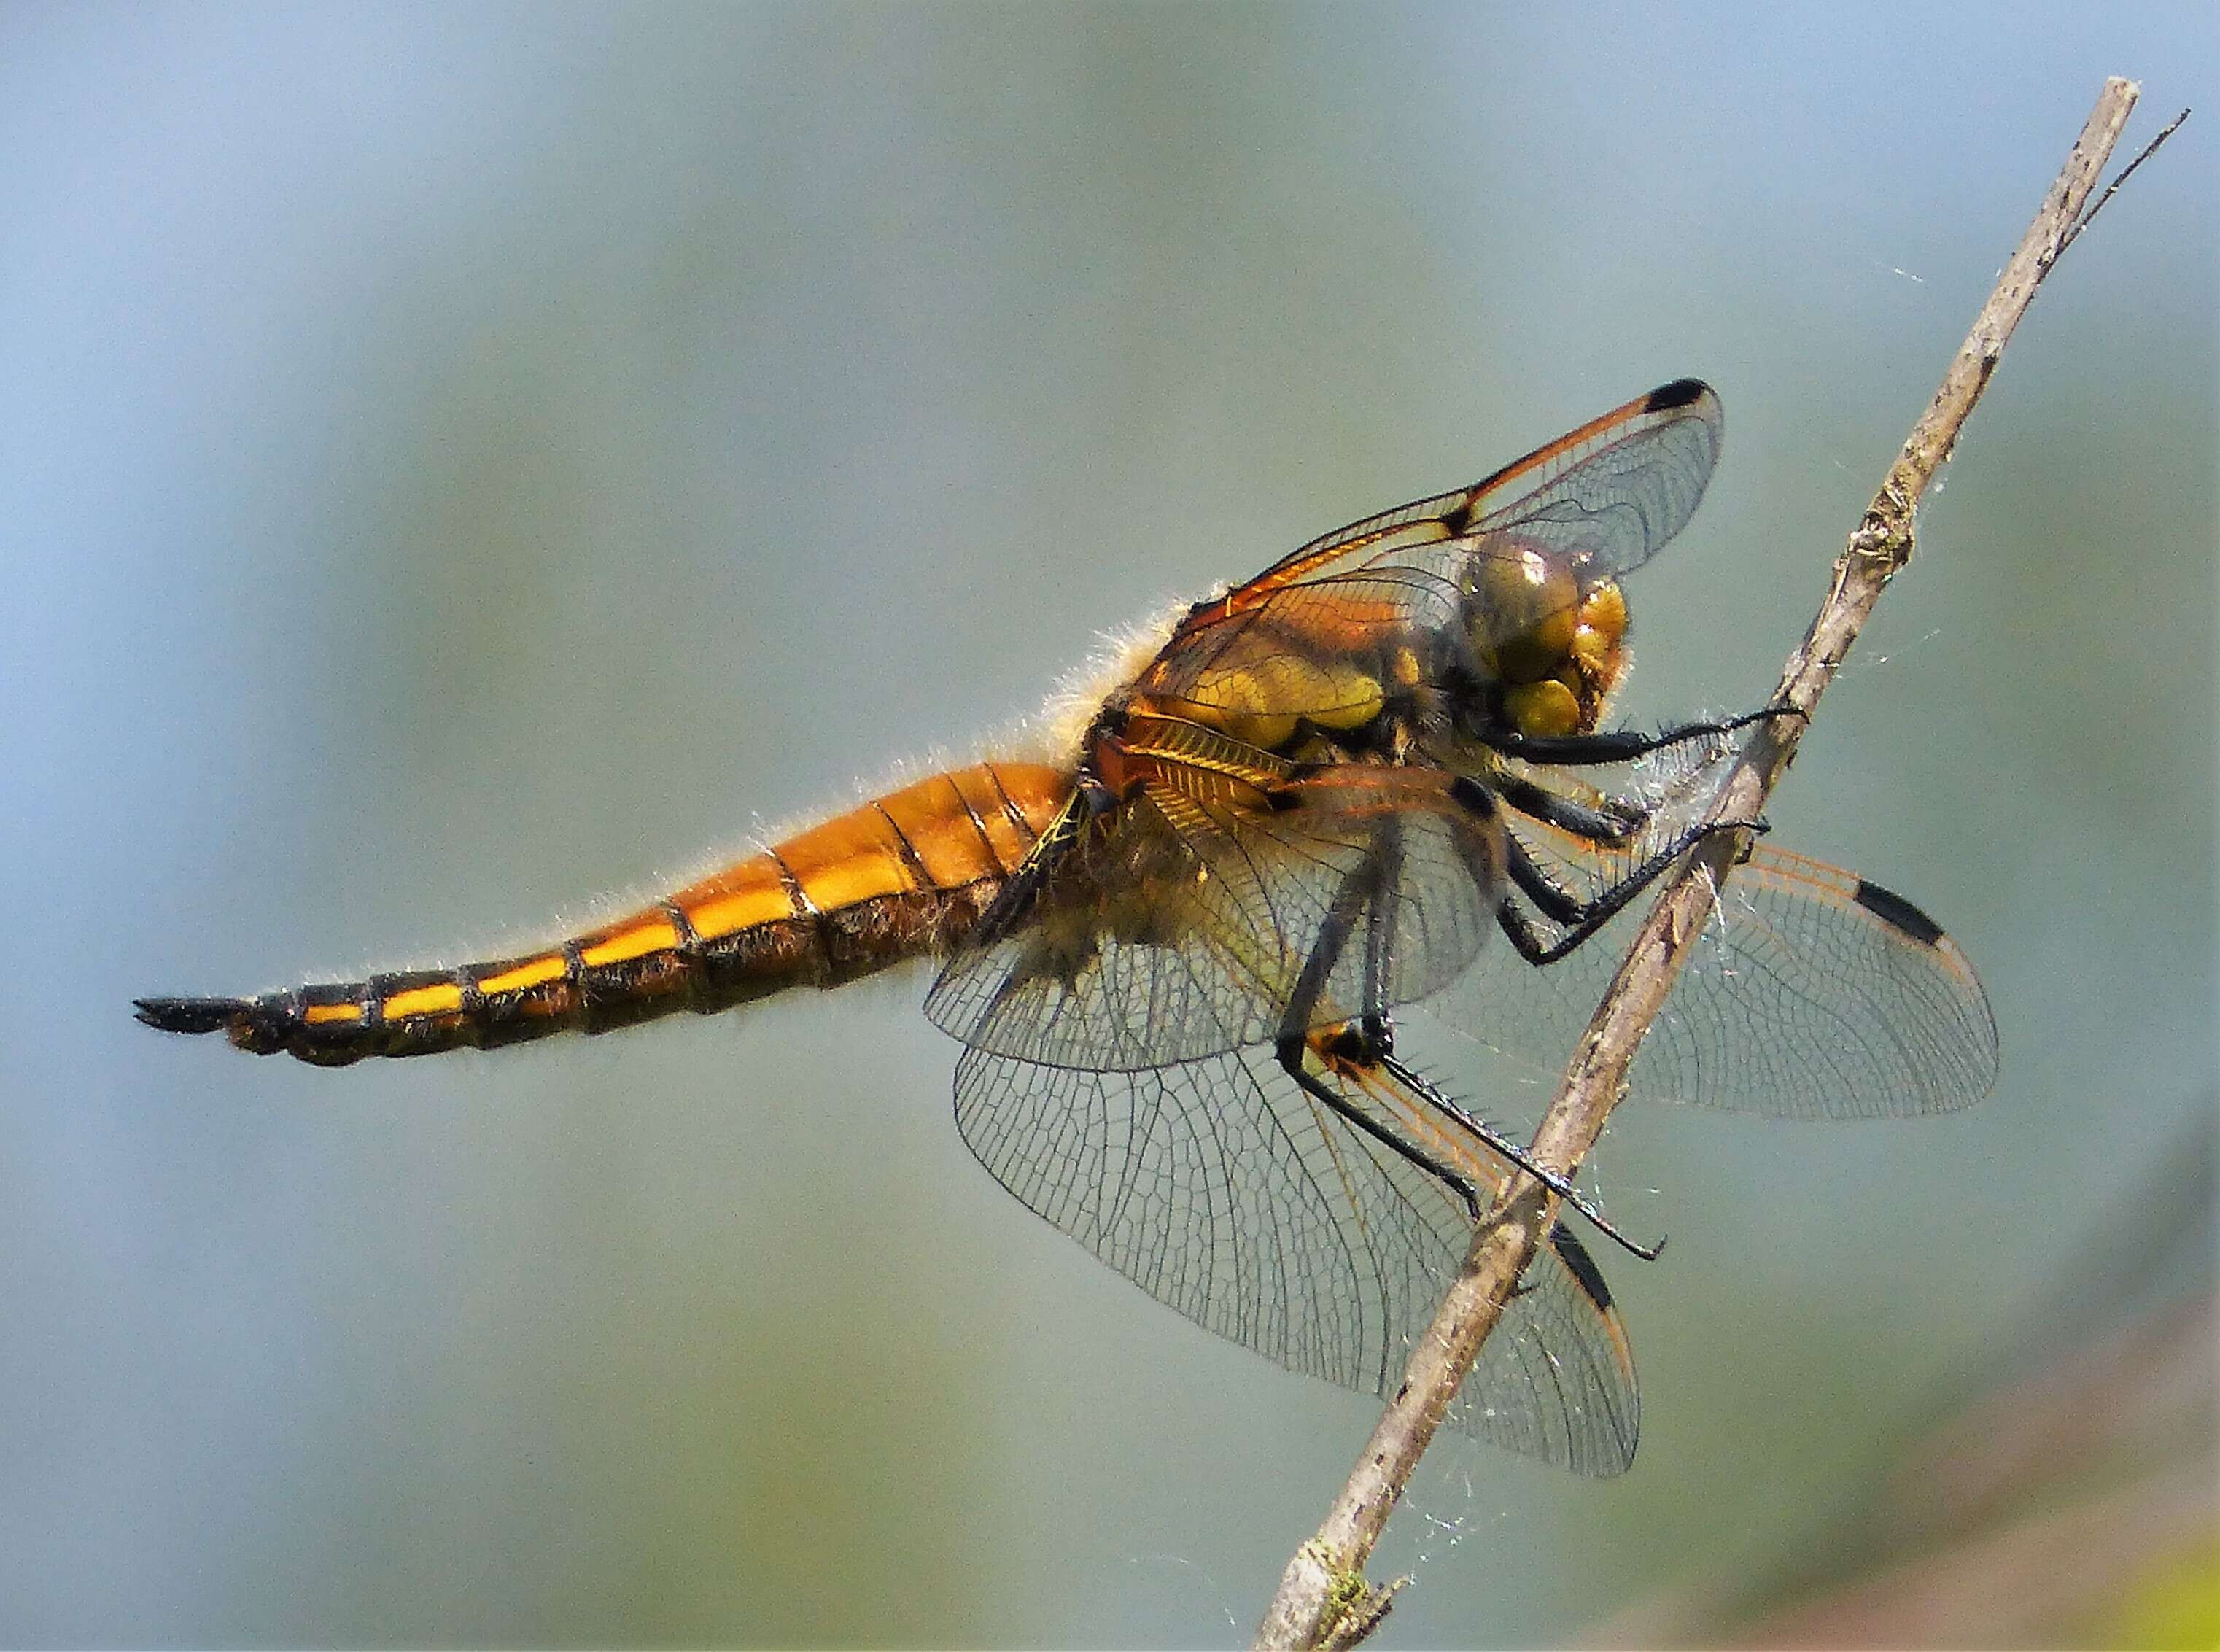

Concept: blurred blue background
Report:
left=4, top=4, right=2213, bottom=1645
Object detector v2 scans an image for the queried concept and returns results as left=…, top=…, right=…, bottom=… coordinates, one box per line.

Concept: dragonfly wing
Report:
left=953, top=1042, right=1639, bottom=1475
left=1455, top=814, right=1999, bottom=1119
left=1466, top=376, right=1723, bottom=582
left=1149, top=563, right=1467, bottom=726
left=1637, top=844, right=1999, bottom=1117
left=924, top=761, right=1506, bottom=1070
left=1221, top=379, right=1723, bottom=605
left=1136, top=383, right=1724, bottom=723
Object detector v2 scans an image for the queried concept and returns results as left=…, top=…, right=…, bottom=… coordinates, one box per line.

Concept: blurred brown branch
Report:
left=1256, top=74, right=2179, bottom=1651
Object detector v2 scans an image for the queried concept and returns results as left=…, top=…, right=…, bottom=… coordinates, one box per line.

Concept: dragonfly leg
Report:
left=1378, top=1043, right=1665, bottom=1262
left=1270, top=800, right=1660, bottom=1262
left=1276, top=1038, right=1547, bottom=1298
left=1270, top=815, right=1498, bottom=1222
left=1480, top=703, right=1796, bottom=768
left=1488, top=769, right=1646, bottom=845
left=1276, top=1032, right=1486, bottom=1224
left=1278, top=1018, right=1666, bottom=1265
left=1495, top=816, right=1763, bottom=967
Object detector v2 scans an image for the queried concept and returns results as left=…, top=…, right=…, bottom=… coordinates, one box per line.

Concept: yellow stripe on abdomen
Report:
left=379, top=982, right=465, bottom=1020
left=474, top=955, right=569, bottom=996
left=579, top=920, right=679, bottom=968
left=671, top=858, right=793, bottom=943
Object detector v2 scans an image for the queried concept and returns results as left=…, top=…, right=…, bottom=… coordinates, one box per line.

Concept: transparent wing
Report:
left=1464, top=800, right=1999, bottom=1118
left=1145, top=560, right=1470, bottom=726
left=953, top=1042, right=1639, bottom=1475
left=924, top=760, right=1504, bottom=1070
left=1225, top=379, right=1721, bottom=602
left=1465, top=376, right=1723, bottom=581
left=1137, top=381, right=1723, bottom=722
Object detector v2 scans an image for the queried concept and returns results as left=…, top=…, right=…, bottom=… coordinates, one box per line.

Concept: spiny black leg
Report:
left=1489, top=769, right=1646, bottom=844
left=1285, top=1017, right=1666, bottom=1264
left=1497, top=817, right=1765, bottom=968
left=1505, top=831, right=1588, bottom=926
left=1271, top=761, right=1675, bottom=1265
left=1268, top=790, right=1594, bottom=1245
left=1496, top=893, right=1559, bottom=966
left=1266, top=822, right=1664, bottom=1261
left=1277, top=1034, right=1486, bottom=1224
left=1482, top=705, right=1793, bottom=767
left=1378, top=1050, right=1666, bottom=1263
left=1269, top=815, right=1501, bottom=1219
left=1359, top=817, right=1404, bottom=1032
left=1277, top=848, right=1382, bottom=1052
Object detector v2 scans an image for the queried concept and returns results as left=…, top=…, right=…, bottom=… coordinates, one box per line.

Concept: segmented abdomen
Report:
left=136, top=762, right=1071, bottom=1066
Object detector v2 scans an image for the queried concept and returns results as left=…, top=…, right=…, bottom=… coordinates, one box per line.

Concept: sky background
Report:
left=4, top=4, right=2215, bottom=1645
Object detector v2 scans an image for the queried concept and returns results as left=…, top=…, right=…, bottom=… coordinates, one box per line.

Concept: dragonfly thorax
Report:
left=1109, top=547, right=1636, bottom=770
left=1119, top=630, right=1418, bottom=761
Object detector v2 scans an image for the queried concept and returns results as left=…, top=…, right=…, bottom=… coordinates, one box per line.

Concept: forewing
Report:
left=1466, top=376, right=1723, bottom=581
left=924, top=763, right=1505, bottom=1070
left=1223, top=379, right=1723, bottom=605
left=1138, top=382, right=1723, bottom=722
left=953, top=1042, right=1639, bottom=1475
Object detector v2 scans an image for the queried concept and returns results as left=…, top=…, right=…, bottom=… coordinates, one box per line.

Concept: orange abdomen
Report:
left=136, top=762, right=1071, bottom=1066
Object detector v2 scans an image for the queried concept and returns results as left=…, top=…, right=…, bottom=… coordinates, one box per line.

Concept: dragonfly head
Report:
left=1465, top=546, right=1630, bottom=739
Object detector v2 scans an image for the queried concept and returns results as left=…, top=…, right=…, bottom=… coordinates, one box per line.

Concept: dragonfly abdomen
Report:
left=136, top=761, right=1072, bottom=1066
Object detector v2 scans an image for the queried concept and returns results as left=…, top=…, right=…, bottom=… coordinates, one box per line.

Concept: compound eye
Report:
left=1578, top=581, right=1628, bottom=643
left=1503, top=678, right=1581, bottom=739
left=1569, top=628, right=1614, bottom=672
left=1470, top=548, right=1582, bottom=682
left=1494, top=601, right=1579, bottom=685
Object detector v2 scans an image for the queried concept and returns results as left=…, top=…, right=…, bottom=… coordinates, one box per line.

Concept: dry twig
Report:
left=1254, top=74, right=2178, bottom=1651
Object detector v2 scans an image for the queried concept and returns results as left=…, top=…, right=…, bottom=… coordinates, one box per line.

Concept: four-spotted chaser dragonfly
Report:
left=139, top=381, right=1998, bottom=1476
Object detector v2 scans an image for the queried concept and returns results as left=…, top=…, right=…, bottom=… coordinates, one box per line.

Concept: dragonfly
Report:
left=139, top=380, right=1998, bottom=1477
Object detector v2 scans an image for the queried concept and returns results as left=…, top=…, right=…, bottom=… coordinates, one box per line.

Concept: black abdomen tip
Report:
left=133, top=996, right=248, bottom=1036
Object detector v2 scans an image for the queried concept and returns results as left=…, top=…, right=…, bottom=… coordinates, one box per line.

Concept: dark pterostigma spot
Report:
left=1852, top=877, right=1947, bottom=947
left=1548, top=1222, right=1616, bottom=1308
left=1645, top=378, right=1710, bottom=411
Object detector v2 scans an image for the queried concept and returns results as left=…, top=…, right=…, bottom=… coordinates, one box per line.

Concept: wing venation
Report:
left=953, top=1044, right=1639, bottom=1475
